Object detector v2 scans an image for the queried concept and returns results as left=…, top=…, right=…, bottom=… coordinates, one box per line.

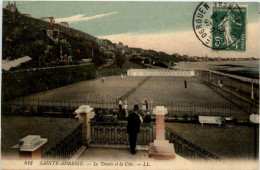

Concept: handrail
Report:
left=165, top=128, right=220, bottom=160
left=207, top=70, right=259, bottom=84
left=42, top=123, right=83, bottom=160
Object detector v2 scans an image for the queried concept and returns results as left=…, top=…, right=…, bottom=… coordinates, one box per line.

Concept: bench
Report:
left=199, top=116, right=225, bottom=127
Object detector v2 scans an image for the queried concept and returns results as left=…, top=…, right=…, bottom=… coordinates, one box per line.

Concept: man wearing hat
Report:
left=127, top=105, right=143, bottom=154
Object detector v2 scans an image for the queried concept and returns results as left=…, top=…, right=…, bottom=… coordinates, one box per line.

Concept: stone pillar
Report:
left=19, top=148, right=42, bottom=159
left=75, top=105, right=93, bottom=146
left=149, top=106, right=175, bottom=159
left=155, top=114, right=165, bottom=141
left=12, top=135, right=47, bottom=160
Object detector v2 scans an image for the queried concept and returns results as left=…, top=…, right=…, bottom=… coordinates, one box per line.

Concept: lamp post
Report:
left=251, top=80, right=254, bottom=100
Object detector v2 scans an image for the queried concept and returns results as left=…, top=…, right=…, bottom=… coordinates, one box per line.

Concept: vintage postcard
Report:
left=1, top=1, right=259, bottom=170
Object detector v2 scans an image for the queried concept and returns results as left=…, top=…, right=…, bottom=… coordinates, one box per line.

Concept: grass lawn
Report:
left=1, top=115, right=79, bottom=159
left=166, top=123, right=258, bottom=159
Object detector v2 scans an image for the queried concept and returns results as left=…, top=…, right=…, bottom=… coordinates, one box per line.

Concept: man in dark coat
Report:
left=127, top=105, right=142, bottom=154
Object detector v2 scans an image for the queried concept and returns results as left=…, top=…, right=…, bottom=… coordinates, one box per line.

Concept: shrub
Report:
left=183, top=114, right=188, bottom=120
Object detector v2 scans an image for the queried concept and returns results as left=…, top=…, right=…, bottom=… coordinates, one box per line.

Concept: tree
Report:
left=44, top=45, right=55, bottom=61
left=129, top=56, right=142, bottom=65
left=15, top=44, right=31, bottom=58
left=144, top=57, right=151, bottom=64
left=92, top=55, right=105, bottom=67
left=32, top=40, right=46, bottom=58
left=31, top=40, right=47, bottom=67
left=62, top=45, right=70, bottom=56
left=115, top=54, right=126, bottom=68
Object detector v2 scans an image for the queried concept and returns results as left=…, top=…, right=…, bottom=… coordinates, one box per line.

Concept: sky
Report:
left=2, top=1, right=260, bottom=58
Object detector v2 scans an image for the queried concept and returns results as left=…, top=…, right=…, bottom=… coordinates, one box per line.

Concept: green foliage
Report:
left=15, top=44, right=31, bottom=58
left=115, top=54, right=126, bottom=68
left=144, top=57, right=151, bottom=64
left=129, top=56, right=143, bottom=65
left=2, top=65, right=96, bottom=101
left=2, top=9, right=103, bottom=68
left=61, top=45, right=70, bottom=56
left=31, top=40, right=47, bottom=59
left=97, top=61, right=145, bottom=77
left=92, top=55, right=106, bottom=67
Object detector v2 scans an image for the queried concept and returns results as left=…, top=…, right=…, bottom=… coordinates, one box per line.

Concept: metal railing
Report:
left=197, top=70, right=259, bottom=116
left=208, top=70, right=259, bottom=84
left=90, top=122, right=154, bottom=145
left=42, top=124, right=82, bottom=160
left=165, top=128, right=219, bottom=160
left=90, top=122, right=219, bottom=160
left=2, top=104, right=76, bottom=118
left=3, top=102, right=257, bottom=121
left=164, top=103, right=250, bottom=118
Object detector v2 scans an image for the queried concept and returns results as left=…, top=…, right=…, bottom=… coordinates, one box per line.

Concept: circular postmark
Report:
left=193, top=2, right=245, bottom=50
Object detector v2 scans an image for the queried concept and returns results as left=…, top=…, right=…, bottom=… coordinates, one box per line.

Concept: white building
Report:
left=60, top=22, right=69, bottom=28
left=41, top=17, right=55, bottom=24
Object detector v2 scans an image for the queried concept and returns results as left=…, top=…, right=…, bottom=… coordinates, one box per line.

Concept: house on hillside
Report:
left=123, top=45, right=129, bottom=54
left=41, top=17, right=55, bottom=24
left=47, top=23, right=67, bottom=44
left=108, top=44, right=116, bottom=51
left=116, top=42, right=129, bottom=54
left=47, top=29, right=54, bottom=40
left=60, top=22, right=69, bottom=28
left=117, top=42, right=124, bottom=49
left=96, top=39, right=116, bottom=53
left=6, top=1, right=18, bottom=13
left=95, top=38, right=102, bottom=46
left=192, top=56, right=198, bottom=61
left=47, top=24, right=59, bottom=40
left=183, top=55, right=189, bottom=59
left=56, top=34, right=67, bottom=43
left=116, top=47, right=123, bottom=54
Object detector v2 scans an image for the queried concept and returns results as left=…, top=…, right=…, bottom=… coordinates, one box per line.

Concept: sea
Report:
left=215, top=60, right=259, bottom=79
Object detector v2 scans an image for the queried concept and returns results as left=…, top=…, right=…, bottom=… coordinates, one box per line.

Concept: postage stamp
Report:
left=193, top=2, right=247, bottom=51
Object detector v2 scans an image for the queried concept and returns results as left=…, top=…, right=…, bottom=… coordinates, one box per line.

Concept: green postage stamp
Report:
left=193, top=2, right=247, bottom=51
left=212, top=5, right=247, bottom=51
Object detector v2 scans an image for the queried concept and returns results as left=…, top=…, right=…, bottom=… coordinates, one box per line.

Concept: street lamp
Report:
left=251, top=80, right=254, bottom=100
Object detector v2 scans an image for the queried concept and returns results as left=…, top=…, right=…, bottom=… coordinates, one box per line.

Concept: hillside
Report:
left=2, top=8, right=188, bottom=71
left=2, top=9, right=102, bottom=70
left=128, top=49, right=185, bottom=68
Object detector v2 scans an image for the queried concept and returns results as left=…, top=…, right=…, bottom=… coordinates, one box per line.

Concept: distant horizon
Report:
left=3, top=1, right=260, bottom=58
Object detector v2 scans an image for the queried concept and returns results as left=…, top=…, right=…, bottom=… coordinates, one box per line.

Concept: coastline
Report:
left=173, top=60, right=259, bottom=79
